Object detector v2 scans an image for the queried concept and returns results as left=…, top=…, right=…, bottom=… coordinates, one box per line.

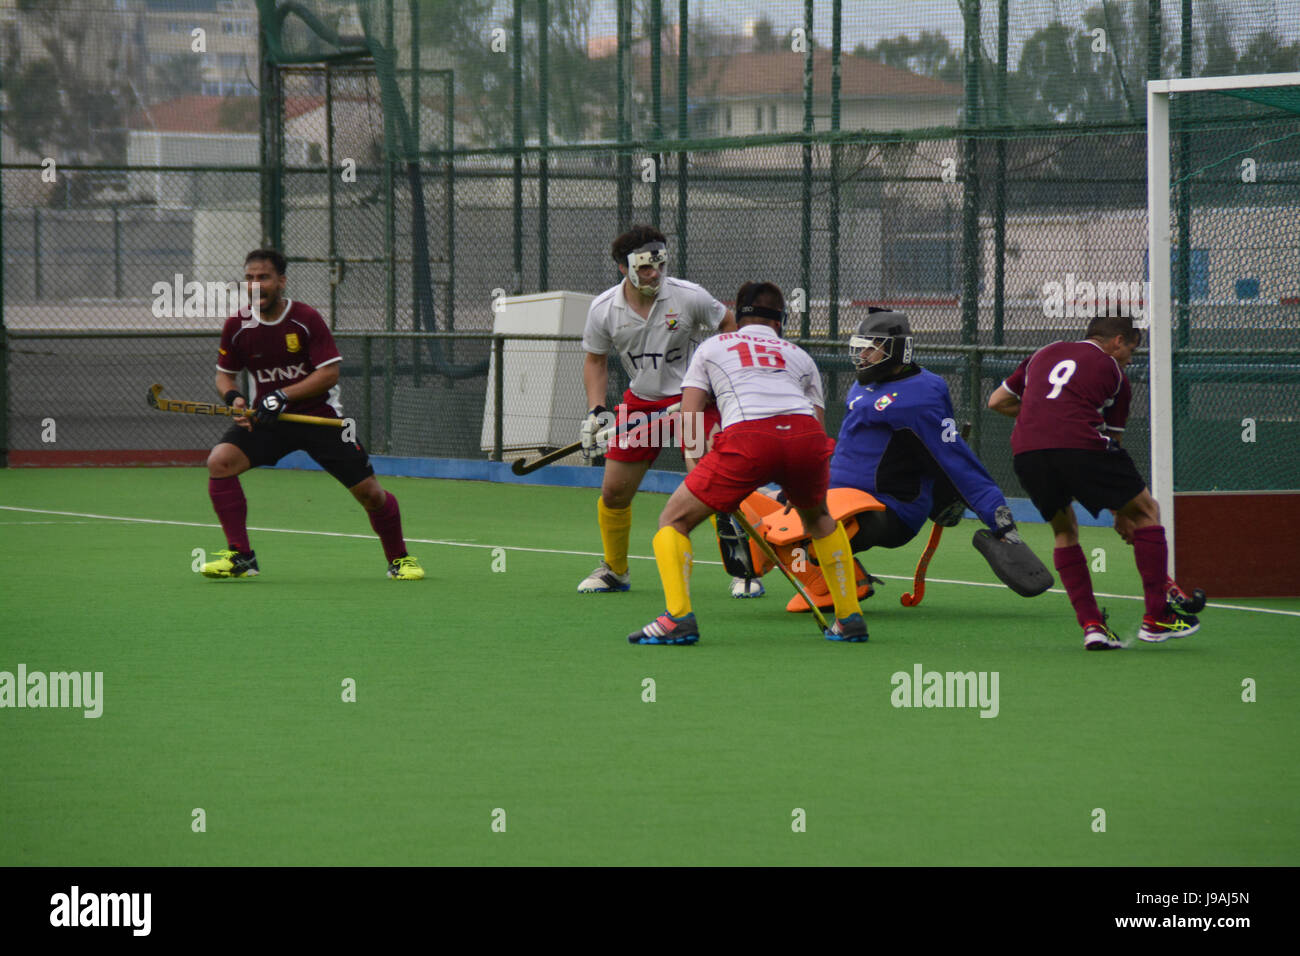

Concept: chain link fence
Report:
left=3, top=1, right=1298, bottom=493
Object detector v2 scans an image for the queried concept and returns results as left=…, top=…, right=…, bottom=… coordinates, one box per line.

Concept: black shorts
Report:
left=1013, top=447, right=1147, bottom=520
left=217, top=421, right=375, bottom=489
left=848, top=507, right=918, bottom=552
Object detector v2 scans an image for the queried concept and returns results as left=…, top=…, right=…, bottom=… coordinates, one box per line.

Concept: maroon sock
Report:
left=1054, top=545, right=1102, bottom=628
left=1131, top=525, right=1170, bottom=620
left=209, top=476, right=250, bottom=552
left=368, top=491, right=407, bottom=562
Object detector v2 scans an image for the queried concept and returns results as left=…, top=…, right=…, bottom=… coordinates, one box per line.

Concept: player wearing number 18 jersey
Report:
left=626, top=282, right=867, bottom=645
left=988, top=313, right=1201, bottom=648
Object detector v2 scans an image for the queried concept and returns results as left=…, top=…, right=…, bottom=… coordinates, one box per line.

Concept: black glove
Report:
left=254, top=389, right=289, bottom=424
left=992, top=504, right=1021, bottom=543
left=223, top=389, right=247, bottom=408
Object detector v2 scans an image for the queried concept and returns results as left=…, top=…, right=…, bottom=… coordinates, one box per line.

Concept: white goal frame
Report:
left=1145, top=71, right=1300, bottom=573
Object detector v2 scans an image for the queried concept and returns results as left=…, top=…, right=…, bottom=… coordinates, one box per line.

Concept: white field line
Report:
left=3, top=504, right=1298, bottom=619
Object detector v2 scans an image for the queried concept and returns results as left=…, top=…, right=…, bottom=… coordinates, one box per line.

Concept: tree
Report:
left=854, top=30, right=961, bottom=85
left=151, top=54, right=204, bottom=104
left=751, top=17, right=778, bottom=54
left=2, top=0, right=133, bottom=167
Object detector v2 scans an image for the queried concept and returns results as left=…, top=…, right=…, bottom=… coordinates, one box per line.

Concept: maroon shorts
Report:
left=684, top=414, right=835, bottom=514
left=605, top=389, right=722, bottom=464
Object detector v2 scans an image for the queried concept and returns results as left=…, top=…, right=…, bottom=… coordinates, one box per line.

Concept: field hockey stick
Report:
left=900, top=522, right=944, bottom=607
left=510, top=402, right=682, bottom=475
left=147, top=384, right=346, bottom=428
left=730, top=509, right=831, bottom=635
left=900, top=422, right=971, bottom=607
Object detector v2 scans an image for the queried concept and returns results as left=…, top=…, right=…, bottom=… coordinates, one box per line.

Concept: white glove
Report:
left=580, top=406, right=608, bottom=458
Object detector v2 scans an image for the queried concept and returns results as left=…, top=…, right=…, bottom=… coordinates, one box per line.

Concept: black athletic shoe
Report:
left=1139, top=603, right=1200, bottom=642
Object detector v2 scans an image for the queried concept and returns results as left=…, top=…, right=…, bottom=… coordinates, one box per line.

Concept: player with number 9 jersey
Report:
left=988, top=313, right=1203, bottom=649
left=1001, top=338, right=1131, bottom=455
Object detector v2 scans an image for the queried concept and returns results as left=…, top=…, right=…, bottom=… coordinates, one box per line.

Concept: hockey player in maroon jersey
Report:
left=988, top=312, right=1202, bottom=648
left=199, top=249, right=423, bottom=580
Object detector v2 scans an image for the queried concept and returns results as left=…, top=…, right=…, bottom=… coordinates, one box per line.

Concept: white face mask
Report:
left=626, top=242, right=668, bottom=297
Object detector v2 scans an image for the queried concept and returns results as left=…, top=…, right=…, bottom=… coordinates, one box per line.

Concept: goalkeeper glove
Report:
left=992, top=504, right=1022, bottom=544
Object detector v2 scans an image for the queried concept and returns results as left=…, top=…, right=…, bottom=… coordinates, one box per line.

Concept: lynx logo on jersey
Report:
left=285, top=333, right=301, bottom=353
left=254, top=363, right=308, bottom=383
left=874, top=392, right=898, bottom=411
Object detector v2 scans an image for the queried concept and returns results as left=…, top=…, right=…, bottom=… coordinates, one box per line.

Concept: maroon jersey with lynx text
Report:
left=1002, top=339, right=1130, bottom=455
left=216, top=300, right=344, bottom=419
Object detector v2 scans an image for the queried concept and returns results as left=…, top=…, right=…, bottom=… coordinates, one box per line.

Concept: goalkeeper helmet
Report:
left=850, top=307, right=913, bottom=386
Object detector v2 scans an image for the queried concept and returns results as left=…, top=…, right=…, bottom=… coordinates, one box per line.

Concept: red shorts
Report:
left=684, top=414, right=835, bottom=514
left=604, top=389, right=722, bottom=464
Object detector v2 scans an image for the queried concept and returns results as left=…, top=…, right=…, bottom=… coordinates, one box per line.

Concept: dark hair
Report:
left=735, top=281, right=785, bottom=326
left=245, top=248, right=287, bottom=275
left=611, top=224, right=666, bottom=264
left=1086, top=312, right=1141, bottom=345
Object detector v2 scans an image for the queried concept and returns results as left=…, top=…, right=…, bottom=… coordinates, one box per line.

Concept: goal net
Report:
left=1147, top=73, right=1300, bottom=596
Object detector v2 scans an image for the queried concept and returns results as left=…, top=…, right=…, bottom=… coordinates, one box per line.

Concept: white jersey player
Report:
left=575, top=225, right=740, bottom=597
left=680, top=323, right=824, bottom=430
left=624, top=281, right=868, bottom=646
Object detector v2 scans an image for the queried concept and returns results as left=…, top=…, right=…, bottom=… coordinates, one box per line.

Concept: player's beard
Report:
left=258, top=287, right=282, bottom=320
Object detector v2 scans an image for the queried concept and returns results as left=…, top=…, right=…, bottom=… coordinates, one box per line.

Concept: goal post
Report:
left=1146, top=72, right=1300, bottom=595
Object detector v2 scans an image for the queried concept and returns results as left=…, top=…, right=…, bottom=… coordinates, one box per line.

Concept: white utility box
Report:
left=481, top=290, right=594, bottom=453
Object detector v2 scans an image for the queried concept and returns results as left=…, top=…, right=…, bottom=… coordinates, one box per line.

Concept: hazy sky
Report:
left=570, top=0, right=1300, bottom=65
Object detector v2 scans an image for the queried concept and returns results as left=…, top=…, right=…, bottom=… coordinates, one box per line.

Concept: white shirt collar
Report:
left=256, top=298, right=294, bottom=326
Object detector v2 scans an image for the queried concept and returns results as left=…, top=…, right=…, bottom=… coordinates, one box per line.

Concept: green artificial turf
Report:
left=1, top=467, right=1297, bottom=865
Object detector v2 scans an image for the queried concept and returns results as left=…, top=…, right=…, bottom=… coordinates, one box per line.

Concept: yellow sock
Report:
left=598, top=498, right=632, bottom=575
left=811, top=521, right=861, bottom=621
left=652, top=525, right=693, bottom=617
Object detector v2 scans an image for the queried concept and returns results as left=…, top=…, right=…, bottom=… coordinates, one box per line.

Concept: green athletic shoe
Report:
left=200, top=549, right=259, bottom=578
left=387, top=555, right=425, bottom=580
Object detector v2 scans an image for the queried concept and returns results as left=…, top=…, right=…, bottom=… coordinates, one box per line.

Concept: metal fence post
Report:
left=539, top=0, right=550, bottom=291
left=113, top=204, right=123, bottom=299
left=33, top=208, right=42, bottom=300
left=960, top=0, right=982, bottom=346
left=677, top=0, right=689, bottom=277
left=512, top=0, right=524, bottom=294
left=363, top=335, right=373, bottom=452
left=493, top=334, right=505, bottom=461
left=993, top=0, right=1008, bottom=346
left=650, top=0, right=662, bottom=227
left=800, top=0, right=813, bottom=338
left=829, top=0, right=842, bottom=339
left=616, top=0, right=632, bottom=230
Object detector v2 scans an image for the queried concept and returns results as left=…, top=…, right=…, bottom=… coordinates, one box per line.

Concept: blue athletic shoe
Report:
left=825, top=613, right=868, bottom=643
left=628, top=611, right=700, bottom=645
